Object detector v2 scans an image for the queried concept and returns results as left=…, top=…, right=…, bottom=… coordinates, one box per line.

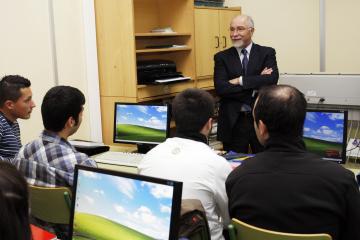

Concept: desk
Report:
left=344, top=162, right=360, bottom=176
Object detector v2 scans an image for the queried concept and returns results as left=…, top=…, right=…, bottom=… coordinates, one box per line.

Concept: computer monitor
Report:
left=113, top=102, right=170, bottom=153
left=69, top=165, right=183, bottom=240
left=303, top=109, right=348, bottom=164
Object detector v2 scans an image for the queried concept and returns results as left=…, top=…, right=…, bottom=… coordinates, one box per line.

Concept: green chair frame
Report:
left=228, top=218, right=332, bottom=240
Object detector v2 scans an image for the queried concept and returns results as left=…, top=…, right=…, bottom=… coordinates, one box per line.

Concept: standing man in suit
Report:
left=214, top=15, right=279, bottom=153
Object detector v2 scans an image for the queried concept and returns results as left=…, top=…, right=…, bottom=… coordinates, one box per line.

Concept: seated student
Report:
left=0, top=161, right=31, bottom=240
left=0, top=75, right=36, bottom=162
left=138, top=88, right=232, bottom=240
left=226, top=85, right=360, bottom=240
left=15, top=86, right=97, bottom=187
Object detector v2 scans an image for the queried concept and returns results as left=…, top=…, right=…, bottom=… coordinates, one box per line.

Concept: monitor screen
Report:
left=303, top=109, right=348, bottom=164
left=69, top=165, right=183, bottom=240
left=113, top=103, right=170, bottom=145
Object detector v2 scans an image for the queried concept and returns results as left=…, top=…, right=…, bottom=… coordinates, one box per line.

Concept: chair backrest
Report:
left=178, top=199, right=211, bottom=240
left=228, top=218, right=332, bottom=240
left=29, top=185, right=72, bottom=225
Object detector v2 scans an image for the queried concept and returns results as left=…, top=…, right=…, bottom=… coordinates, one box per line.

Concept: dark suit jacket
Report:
left=214, top=43, right=279, bottom=142
left=226, top=136, right=360, bottom=240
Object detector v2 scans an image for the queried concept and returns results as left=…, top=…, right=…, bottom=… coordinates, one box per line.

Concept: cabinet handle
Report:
left=215, top=36, right=220, bottom=48
left=222, top=36, right=227, bottom=48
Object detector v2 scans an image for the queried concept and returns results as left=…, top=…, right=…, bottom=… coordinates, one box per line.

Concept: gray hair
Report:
left=232, top=14, right=255, bottom=28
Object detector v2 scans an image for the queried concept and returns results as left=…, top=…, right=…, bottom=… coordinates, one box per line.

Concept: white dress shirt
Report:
left=138, top=137, right=232, bottom=240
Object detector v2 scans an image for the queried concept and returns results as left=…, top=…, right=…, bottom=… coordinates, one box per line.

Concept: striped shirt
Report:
left=14, top=130, right=97, bottom=187
left=0, top=112, right=21, bottom=162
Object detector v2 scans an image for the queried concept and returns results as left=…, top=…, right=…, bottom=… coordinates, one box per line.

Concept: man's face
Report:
left=11, top=87, right=35, bottom=120
left=230, top=16, right=254, bottom=48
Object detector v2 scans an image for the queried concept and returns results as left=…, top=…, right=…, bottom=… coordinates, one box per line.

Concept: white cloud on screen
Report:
left=160, top=204, right=171, bottom=214
left=141, top=182, right=173, bottom=199
left=328, top=113, right=344, bottom=120
left=84, top=195, right=94, bottom=204
left=137, top=106, right=149, bottom=115
left=154, top=106, right=167, bottom=113
left=306, top=112, right=317, bottom=123
left=114, top=178, right=136, bottom=199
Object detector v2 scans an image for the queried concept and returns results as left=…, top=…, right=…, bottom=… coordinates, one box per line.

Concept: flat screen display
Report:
left=113, top=103, right=170, bottom=145
left=69, top=165, right=182, bottom=240
left=303, top=109, right=348, bottom=164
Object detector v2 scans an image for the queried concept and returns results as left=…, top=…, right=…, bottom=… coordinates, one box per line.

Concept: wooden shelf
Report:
left=136, top=46, right=191, bottom=53
left=135, top=32, right=191, bottom=37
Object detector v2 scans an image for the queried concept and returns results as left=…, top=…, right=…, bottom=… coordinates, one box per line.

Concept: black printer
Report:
left=137, top=60, right=183, bottom=84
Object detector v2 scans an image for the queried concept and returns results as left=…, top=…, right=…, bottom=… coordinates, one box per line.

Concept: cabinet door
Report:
left=219, top=10, right=240, bottom=51
left=194, top=8, right=220, bottom=77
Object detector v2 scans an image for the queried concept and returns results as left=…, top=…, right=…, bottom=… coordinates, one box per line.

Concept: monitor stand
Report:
left=137, top=143, right=156, bottom=154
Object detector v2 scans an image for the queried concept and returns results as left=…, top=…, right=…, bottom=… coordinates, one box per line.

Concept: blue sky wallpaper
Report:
left=116, top=104, right=168, bottom=130
left=74, top=170, right=174, bottom=239
left=303, top=112, right=345, bottom=143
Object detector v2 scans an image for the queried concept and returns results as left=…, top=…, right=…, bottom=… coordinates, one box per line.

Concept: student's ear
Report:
left=258, top=120, right=269, bottom=140
left=66, top=116, right=75, bottom=128
left=4, top=100, right=15, bottom=110
left=200, top=118, right=213, bottom=136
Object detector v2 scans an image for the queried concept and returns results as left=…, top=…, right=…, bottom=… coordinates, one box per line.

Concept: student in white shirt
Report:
left=138, top=88, right=232, bottom=240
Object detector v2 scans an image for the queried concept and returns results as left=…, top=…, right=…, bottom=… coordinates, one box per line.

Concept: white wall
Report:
left=224, top=0, right=319, bottom=73
left=326, top=0, right=360, bottom=73
left=224, top=0, right=360, bottom=74
left=0, top=0, right=102, bottom=144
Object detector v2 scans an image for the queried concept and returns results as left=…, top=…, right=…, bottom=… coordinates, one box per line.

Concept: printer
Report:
left=137, top=60, right=183, bottom=84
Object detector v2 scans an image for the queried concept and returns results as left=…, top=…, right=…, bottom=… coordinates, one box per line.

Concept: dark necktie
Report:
left=241, top=48, right=248, bottom=75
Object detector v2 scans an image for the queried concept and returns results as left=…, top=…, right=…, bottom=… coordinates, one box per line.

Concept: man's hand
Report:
left=261, top=67, right=273, bottom=75
left=229, top=78, right=240, bottom=85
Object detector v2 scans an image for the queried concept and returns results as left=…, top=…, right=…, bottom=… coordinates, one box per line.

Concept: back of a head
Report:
left=0, top=75, right=31, bottom=107
left=172, top=88, right=215, bottom=133
left=253, top=85, right=307, bottom=138
left=41, top=85, right=85, bottom=132
left=0, top=162, right=31, bottom=240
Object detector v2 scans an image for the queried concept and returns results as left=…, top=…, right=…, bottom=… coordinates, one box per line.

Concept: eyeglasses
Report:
left=230, top=27, right=252, bottom=33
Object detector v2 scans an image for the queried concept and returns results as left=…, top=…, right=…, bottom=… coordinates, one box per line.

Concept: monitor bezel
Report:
left=69, top=165, right=183, bottom=240
left=112, top=102, right=171, bottom=145
left=304, top=108, right=348, bottom=164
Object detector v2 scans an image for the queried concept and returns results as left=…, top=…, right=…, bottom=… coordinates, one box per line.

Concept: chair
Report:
left=228, top=218, right=332, bottom=240
left=178, top=199, right=211, bottom=240
left=28, top=185, right=72, bottom=225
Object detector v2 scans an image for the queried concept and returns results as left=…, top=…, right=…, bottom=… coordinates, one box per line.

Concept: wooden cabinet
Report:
left=94, top=0, right=196, bottom=145
left=194, top=7, right=241, bottom=89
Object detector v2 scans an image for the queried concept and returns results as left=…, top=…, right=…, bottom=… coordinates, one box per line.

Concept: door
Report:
left=194, top=8, right=220, bottom=77
left=219, top=9, right=240, bottom=51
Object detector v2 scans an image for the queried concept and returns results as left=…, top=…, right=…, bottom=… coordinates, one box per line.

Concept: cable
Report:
left=346, top=140, right=360, bottom=152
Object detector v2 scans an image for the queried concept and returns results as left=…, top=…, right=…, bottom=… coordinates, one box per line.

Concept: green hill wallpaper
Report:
left=116, top=124, right=166, bottom=142
left=72, top=212, right=154, bottom=240
left=304, top=137, right=342, bottom=157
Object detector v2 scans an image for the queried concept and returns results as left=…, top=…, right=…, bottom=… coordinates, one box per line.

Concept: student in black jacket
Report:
left=226, top=85, right=360, bottom=240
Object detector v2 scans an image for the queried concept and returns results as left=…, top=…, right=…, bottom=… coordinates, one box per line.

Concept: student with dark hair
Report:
left=139, top=88, right=232, bottom=240
left=0, top=75, right=36, bottom=162
left=0, top=161, right=31, bottom=240
left=15, top=86, right=96, bottom=187
left=226, top=85, right=360, bottom=240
